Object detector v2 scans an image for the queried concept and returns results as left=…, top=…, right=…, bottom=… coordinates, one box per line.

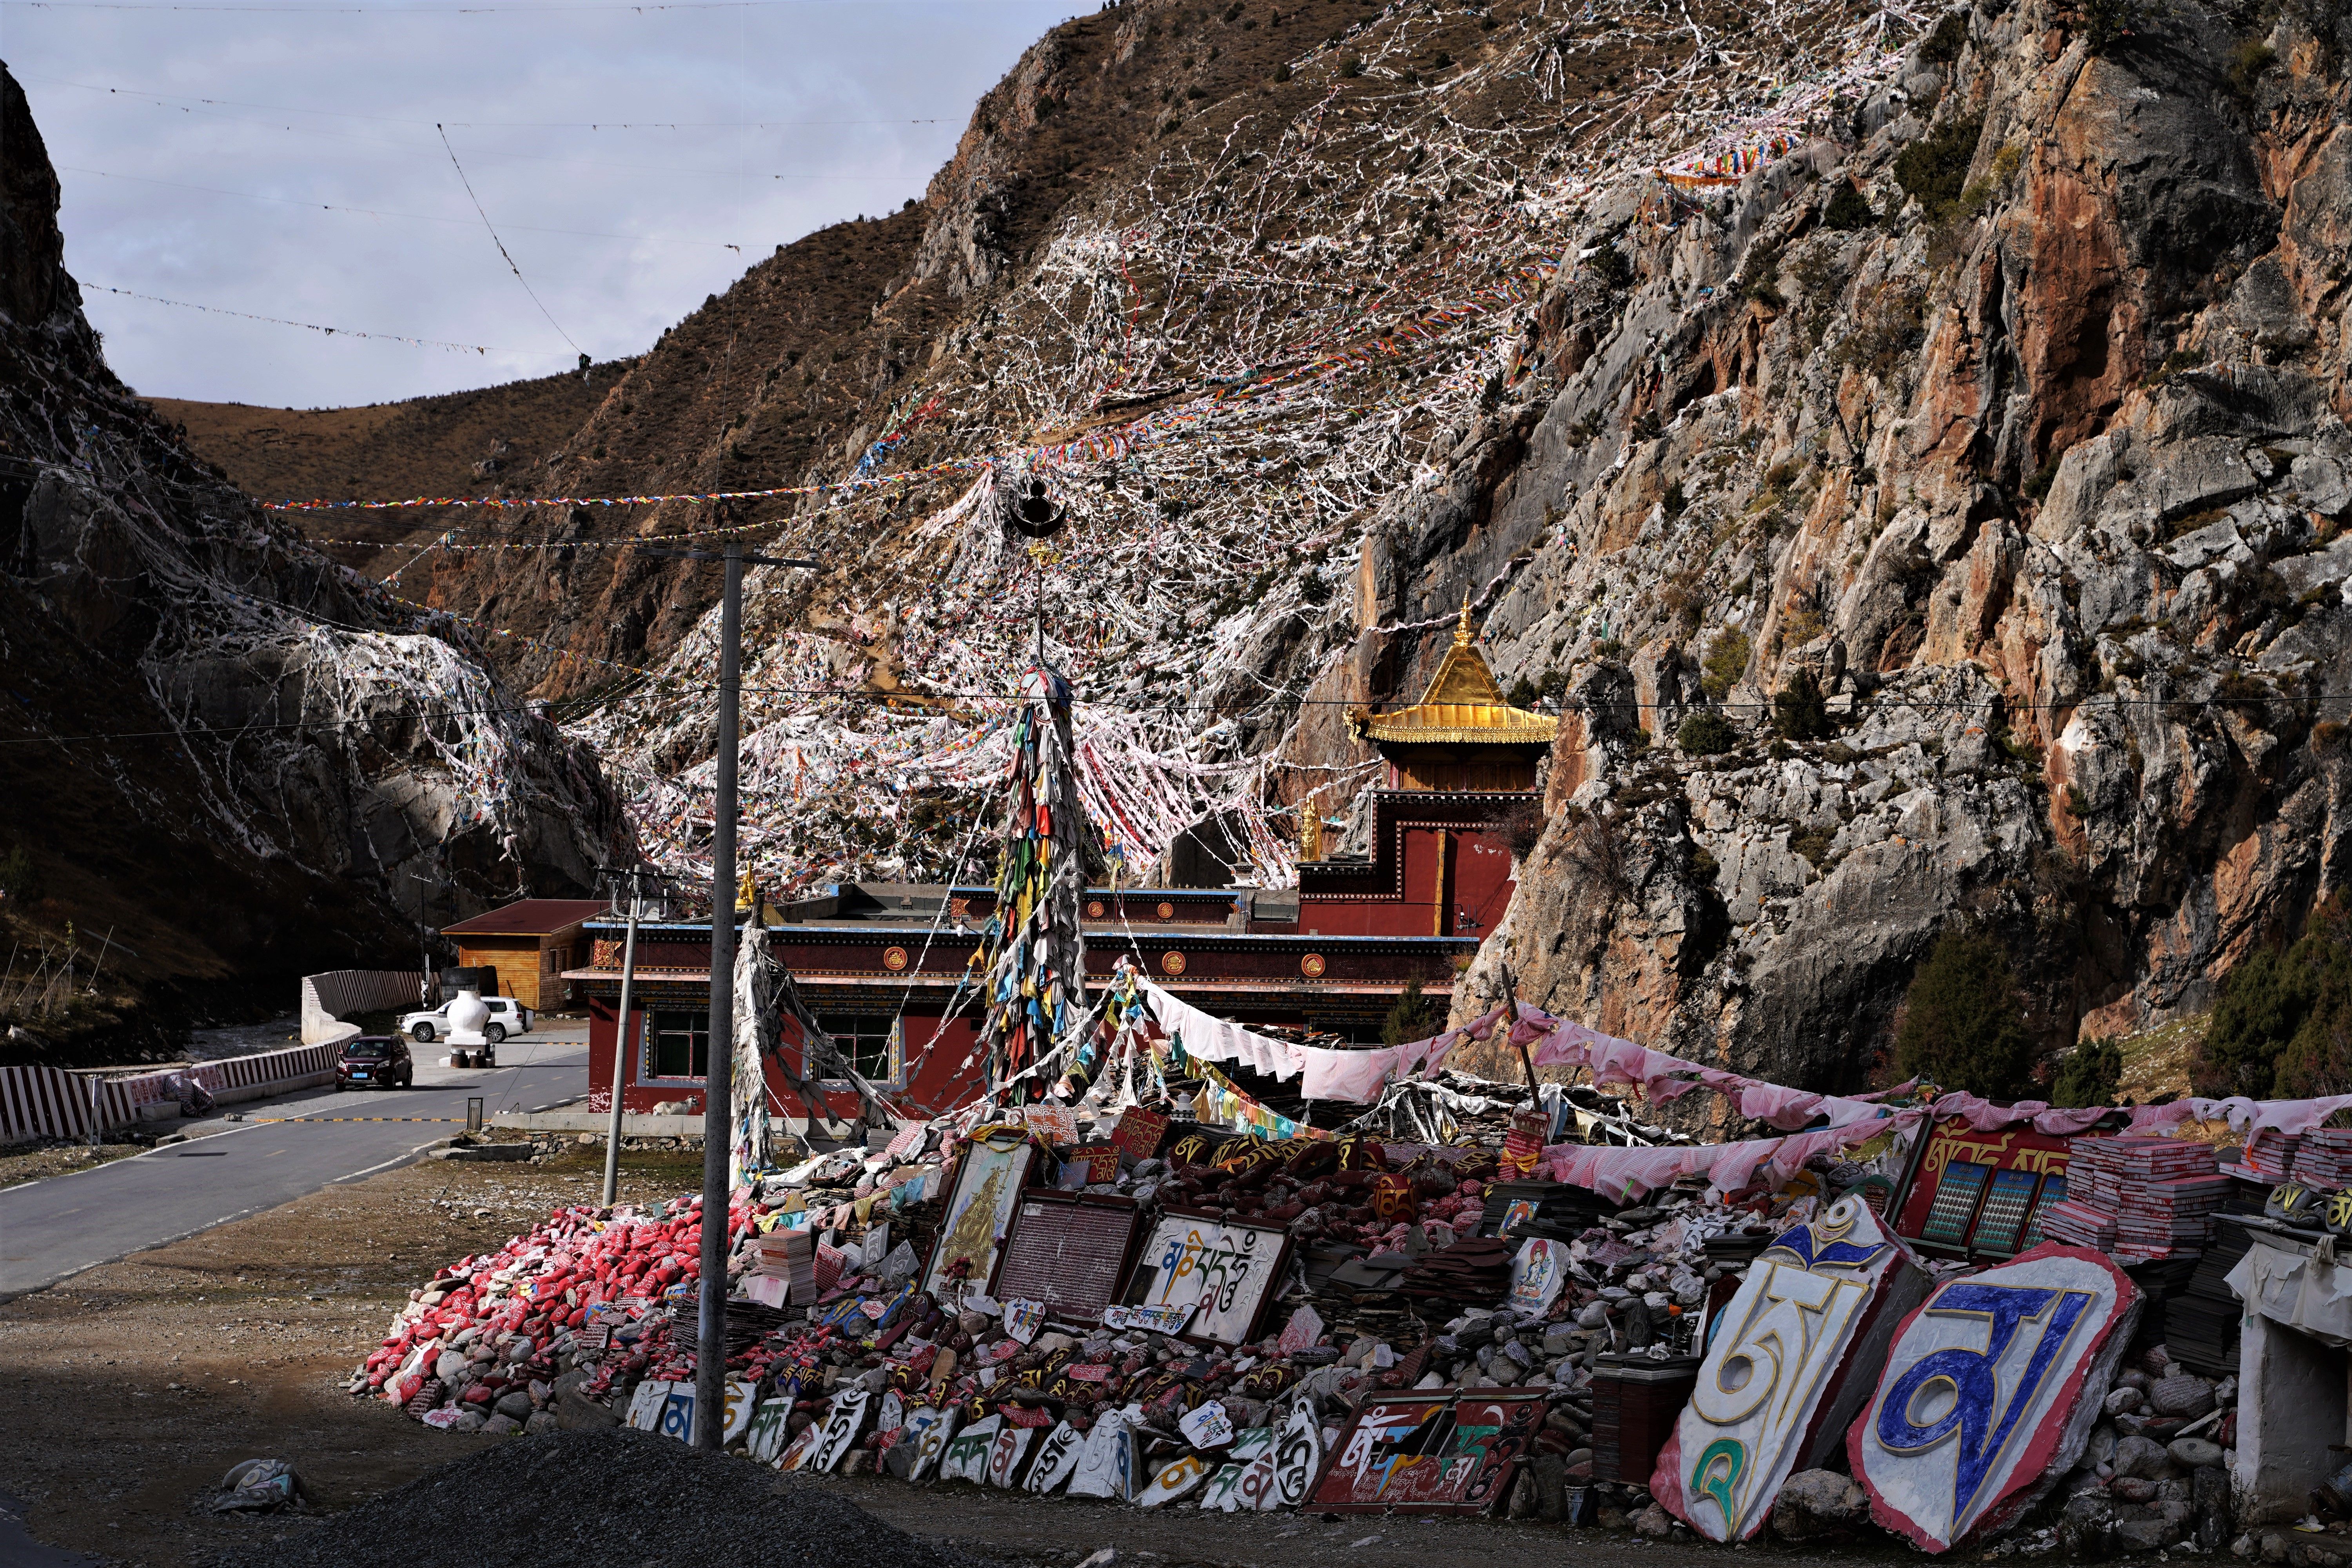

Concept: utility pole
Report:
left=696, top=537, right=743, bottom=1450
left=600, top=867, right=648, bottom=1209
left=637, top=532, right=817, bottom=1452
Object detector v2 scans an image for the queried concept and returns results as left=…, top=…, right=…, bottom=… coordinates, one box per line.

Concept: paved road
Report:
left=0, top=1032, right=590, bottom=1301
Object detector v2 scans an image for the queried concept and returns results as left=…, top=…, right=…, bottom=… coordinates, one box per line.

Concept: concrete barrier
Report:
left=300, top=970, right=428, bottom=1046
left=0, top=1040, right=337, bottom=1145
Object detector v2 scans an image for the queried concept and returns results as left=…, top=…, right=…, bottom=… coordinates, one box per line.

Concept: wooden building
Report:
left=439, top=898, right=606, bottom=1012
left=569, top=612, right=1557, bottom=1119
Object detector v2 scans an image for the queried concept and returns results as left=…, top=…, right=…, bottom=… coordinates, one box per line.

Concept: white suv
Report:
left=401, top=996, right=533, bottom=1054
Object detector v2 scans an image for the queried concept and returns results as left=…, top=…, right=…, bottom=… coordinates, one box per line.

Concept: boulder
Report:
left=1632, top=1503, right=1673, bottom=1539
left=2193, top=1465, right=2232, bottom=1550
left=2061, top=1491, right=2116, bottom=1556
left=2170, top=1437, right=2225, bottom=1471
left=555, top=1386, right=620, bottom=1432
left=2116, top=1514, right=2180, bottom=1552
left=2150, top=1374, right=2216, bottom=1419
left=1771, top=1470, right=1870, bottom=1543
left=2114, top=1435, right=2173, bottom=1480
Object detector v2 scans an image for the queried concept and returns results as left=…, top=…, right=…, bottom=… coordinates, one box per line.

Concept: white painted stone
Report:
left=938, top=1413, right=1001, bottom=1485
left=1138, top=1453, right=1215, bottom=1507
left=804, top=1387, right=870, bottom=1472
left=1653, top=1194, right=1929, bottom=1541
left=1023, top=1420, right=1087, bottom=1494
left=1851, top=1244, right=2140, bottom=1552
left=903, top=1406, right=958, bottom=1483
left=985, top=1423, right=1036, bottom=1487
left=1067, top=1412, right=1140, bottom=1501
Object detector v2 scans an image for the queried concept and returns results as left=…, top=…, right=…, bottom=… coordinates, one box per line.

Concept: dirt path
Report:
left=1, top=1142, right=1900, bottom=1568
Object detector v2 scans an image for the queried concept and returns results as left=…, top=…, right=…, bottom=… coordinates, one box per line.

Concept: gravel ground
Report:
left=0, top=1140, right=704, bottom=1566
left=250, top=1432, right=1002, bottom=1568
left=4, top=1137, right=1905, bottom=1568
left=0, top=1136, right=149, bottom=1188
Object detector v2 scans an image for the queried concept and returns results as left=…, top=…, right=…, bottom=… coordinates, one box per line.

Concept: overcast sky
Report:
left=6, top=0, right=1074, bottom=408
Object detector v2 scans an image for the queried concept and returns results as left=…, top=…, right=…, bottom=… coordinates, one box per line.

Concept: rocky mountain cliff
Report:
left=0, top=65, right=632, bottom=1057
left=1435, top=0, right=2352, bottom=1096
left=168, top=0, right=2352, bottom=1097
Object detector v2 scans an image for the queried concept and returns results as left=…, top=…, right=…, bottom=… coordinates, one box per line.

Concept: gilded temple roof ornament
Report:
left=1347, top=600, right=1559, bottom=748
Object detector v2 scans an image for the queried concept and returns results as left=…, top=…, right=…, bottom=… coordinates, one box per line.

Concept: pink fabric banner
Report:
left=1538, top=1115, right=1922, bottom=1203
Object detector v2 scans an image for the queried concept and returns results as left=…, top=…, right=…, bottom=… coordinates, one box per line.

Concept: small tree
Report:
left=1381, top=978, right=1441, bottom=1047
left=2198, top=897, right=2352, bottom=1098
left=2051, top=1038, right=2122, bottom=1108
left=0, top=842, right=39, bottom=904
left=1773, top=668, right=1832, bottom=742
left=1822, top=183, right=1878, bottom=231
left=1678, top=710, right=1736, bottom=755
left=1893, top=927, right=2037, bottom=1098
left=2194, top=947, right=2308, bottom=1099
left=1700, top=629, right=1752, bottom=700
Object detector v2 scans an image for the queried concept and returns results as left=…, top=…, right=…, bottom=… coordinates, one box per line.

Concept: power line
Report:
left=437, top=123, right=583, bottom=356
left=58, top=163, right=749, bottom=249
left=89, top=283, right=503, bottom=352
left=25, top=73, right=946, bottom=138
left=11, top=0, right=965, bottom=9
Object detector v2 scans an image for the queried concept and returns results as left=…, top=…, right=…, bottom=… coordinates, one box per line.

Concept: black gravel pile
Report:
left=253, top=1431, right=999, bottom=1568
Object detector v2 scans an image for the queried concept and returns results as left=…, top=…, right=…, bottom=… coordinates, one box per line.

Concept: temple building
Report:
left=572, top=608, right=1556, bottom=1121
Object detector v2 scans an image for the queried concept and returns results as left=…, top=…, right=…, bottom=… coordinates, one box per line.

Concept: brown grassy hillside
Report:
left=144, top=363, right=629, bottom=577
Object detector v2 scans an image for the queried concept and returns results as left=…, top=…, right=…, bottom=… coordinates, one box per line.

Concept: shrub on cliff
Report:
left=1893, top=927, right=2036, bottom=1098
left=1894, top=114, right=1985, bottom=220
left=1700, top=628, right=1751, bottom=699
left=1381, top=978, right=1440, bottom=1047
left=1678, top=710, right=1736, bottom=754
left=2195, top=897, right=2352, bottom=1098
left=1773, top=668, right=1832, bottom=741
left=2051, top=1037, right=2122, bottom=1107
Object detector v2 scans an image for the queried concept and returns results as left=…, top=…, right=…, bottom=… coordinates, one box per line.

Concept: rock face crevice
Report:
left=0, top=65, right=630, bottom=1034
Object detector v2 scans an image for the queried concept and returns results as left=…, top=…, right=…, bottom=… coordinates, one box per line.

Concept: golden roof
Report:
left=1348, top=602, right=1559, bottom=747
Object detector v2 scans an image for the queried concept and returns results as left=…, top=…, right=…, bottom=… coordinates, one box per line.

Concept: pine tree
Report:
left=1893, top=927, right=2036, bottom=1098
left=1381, top=978, right=1439, bottom=1047
left=2051, top=1037, right=2122, bottom=1108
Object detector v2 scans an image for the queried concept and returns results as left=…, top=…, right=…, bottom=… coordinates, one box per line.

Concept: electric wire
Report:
left=439, top=124, right=584, bottom=354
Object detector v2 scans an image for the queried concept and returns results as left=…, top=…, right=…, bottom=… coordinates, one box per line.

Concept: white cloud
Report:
left=11, top=0, right=1074, bottom=405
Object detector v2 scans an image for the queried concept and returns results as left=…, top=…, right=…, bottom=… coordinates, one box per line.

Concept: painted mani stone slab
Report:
left=744, top=1398, right=794, bottom=1465
left=1066, top=1411, right=1140, bottom=1501
left=1304, top=1391, right=1544, bottom=1513
left=1269, top=1399, right=1322, bottom=1508
left=1139, top=1453, right=1217, bottom=1507
left=903, top=1406, right=958, bottom=1483
left=984, top=1422, right=1036, bottom=1488
left=1023, top=1420, right=1087, bottom=1494
left=1653, top=1194, right=1930, bottom=1541
left=938, top=1414, right=1003, bottom=1485
left=803, top=1388, right=870, bottom=1474
left=1850, top=1244, right=2140, bottom=1553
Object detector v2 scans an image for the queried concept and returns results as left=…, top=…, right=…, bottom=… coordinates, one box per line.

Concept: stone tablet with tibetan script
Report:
left=1653, top=1193, right=1929, bottom=1541
left=1849, top=1244, right=2140, bottom=1553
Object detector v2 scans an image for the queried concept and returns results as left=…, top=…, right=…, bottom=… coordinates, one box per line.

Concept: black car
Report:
left=337, top=1034, right=414, bottom=1089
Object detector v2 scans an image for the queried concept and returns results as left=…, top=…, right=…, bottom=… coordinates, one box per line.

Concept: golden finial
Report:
left=1300, top=790, right=1325, bottom=863
left=735, top=870, right=759, bottom=913
left=1454, top=596, right=1476, bottom=648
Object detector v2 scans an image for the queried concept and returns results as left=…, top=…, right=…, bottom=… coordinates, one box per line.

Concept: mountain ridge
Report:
left=150, top=0, right=2352, bottom=1099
